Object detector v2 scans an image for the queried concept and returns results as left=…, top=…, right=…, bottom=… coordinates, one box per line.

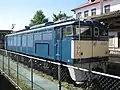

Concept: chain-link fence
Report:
left=0, top=49, right=120, bottom=90
left=0, top=50, right=55, bottom=90
left=88, top=71, right=120, bottom=90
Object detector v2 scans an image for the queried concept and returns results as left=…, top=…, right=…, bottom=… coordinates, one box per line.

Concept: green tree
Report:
left=29, top=10, right=48, bottom=26
left=53, top=14, right=59, bottom=22
left=53, top=11, right=72, bottom=22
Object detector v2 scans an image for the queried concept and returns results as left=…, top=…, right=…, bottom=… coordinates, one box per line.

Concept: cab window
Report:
left=62, top=25, right=73, bottom=38
left=74, top=25, right=91, bottom=36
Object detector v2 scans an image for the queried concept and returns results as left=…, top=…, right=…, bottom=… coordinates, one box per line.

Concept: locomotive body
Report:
left=6, top=19, right=108, bottom=82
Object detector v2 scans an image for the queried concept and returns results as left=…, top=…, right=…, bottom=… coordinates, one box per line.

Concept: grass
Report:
left=9, top=72, right=32, bottom=90
left=34, top=69, right=83, bottom=90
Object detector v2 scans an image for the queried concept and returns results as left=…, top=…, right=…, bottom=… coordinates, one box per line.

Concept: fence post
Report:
left=8, top=53, right=10, bottom=76
left=6, top=50, right=9, bottom=75
left=30, top=58, right=33, bottom=90
left=58, top=64, right=61, bottom=90
left=2, top=52, right=4, bottom=72
left=17, top=54, right=19, bottom=86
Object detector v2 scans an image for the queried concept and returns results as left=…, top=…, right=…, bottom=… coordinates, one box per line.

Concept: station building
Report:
left=0, top=30, right=12, bottom=49
left=72, top=0, right=120, bottom=50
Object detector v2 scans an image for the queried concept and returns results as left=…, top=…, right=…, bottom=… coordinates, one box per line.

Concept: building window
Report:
left=104, top=5, right=110, bottom=13
left=91, top=8, right=96, bottom=16
left=76, top=12, right=82, bottom=18
left=91, top=0, right=95, bottom=2
left=84, top=10, right=89, bottom=17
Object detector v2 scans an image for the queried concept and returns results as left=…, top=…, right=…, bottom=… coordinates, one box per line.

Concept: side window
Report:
left=94, top=27, right=99, bottom=37
left=16, top=36, right=18, bottom=46
left=66, top=26, right=73, bottom=35
left=13, top=36, right=16, bottom=46
left=63, top=26, right=73, bottom=39
left=22, top=35, right=27, bottom=47
left=7, top=37, right=10, bottom=46
left=56, top=27, right=60, bottom=40
left=18, top=35, right=21, bottom=46
left=62, top=27, right=66, bottom=39
left=43, top=29, right=52, bottom=40
left=10, top=37, right=12, bottom=46
left=16, top=35, right=21, bottom=46
left=8, top=37, right=10, bottom=46
left=11, top=36, right=14, bottom=46
left=34, top=32, right=42, bottom=41
left=12, top=37, right=14, bottom=46
left=28, top=34, right=33, bottom=47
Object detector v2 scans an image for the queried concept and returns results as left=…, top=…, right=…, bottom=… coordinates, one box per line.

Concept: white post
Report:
left=100, top=0, right=104, bottom=15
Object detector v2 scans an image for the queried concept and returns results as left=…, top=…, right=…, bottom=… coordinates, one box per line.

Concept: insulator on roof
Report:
left=25, top=26, right=30, bottom=30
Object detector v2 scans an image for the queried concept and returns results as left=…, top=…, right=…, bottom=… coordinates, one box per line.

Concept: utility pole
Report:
left=100, top=0, right=104, bottom=15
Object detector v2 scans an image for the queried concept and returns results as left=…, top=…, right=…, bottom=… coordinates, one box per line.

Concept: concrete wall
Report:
left=0, top=74, right=17, bottom=90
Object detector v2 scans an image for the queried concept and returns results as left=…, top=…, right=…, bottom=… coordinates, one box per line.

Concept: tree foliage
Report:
left=29, top=10, right=48, bottom=26
left=53, top=11, right=72, bottom=22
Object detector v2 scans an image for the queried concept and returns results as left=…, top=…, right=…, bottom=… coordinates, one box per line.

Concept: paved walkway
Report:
left=0, top=56, right=67, bottom=90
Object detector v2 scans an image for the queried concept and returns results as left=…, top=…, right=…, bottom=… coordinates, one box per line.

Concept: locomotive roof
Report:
left=6, top=20, right=100, bottom=36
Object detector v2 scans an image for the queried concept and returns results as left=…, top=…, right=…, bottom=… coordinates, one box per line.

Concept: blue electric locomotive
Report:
left=5, top=19, right=108, bottom=82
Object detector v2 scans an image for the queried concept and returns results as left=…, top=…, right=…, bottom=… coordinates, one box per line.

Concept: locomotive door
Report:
left=78, top=25, right=93, bottom=60
left=55, top=27, right=62, bottom=61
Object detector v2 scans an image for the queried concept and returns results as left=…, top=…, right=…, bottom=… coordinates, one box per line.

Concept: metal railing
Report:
left=0, top=49, right=47, bottom=90
left=0, top=49, right=120, bottom=90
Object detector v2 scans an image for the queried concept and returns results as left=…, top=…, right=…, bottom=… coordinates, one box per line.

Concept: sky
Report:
left=0, top=0, right=87, bottom=31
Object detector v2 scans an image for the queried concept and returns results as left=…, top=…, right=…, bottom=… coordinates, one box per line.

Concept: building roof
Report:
left=0, top=30, right=12, bottom=32
left=90, top=10, right=120, bottom=20
left=71, top=0, right=100, bottom=11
